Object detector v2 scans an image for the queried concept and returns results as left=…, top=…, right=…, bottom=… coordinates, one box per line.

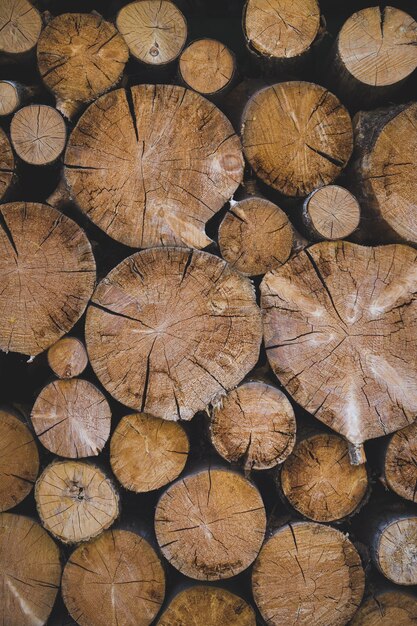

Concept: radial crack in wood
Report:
left=350, top=590, right=417, bottom=625
left=47, top=337, right=88, bottom=379
left=11, top=105, right=67, bottom=166
left=375, top=515, right=417, bottom=585
left=0, top=81, right=19, bottom=116
left=0, top=0, right=42, bottom=56
left=384, top=422, right=417, bottom=503
left=302, top=185, right=360, bottom=241
left=0, top=127, right=15, bottom=200
left=179, top=39, right=235, bottom=95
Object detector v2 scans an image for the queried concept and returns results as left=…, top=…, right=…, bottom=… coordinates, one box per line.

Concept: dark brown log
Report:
left=384, top=422, right=417, bottom=503
left=47, top=337, right=88, bottom=379
left=10, top=105, right=66, bottom=165
left=302, top=185, right=360, bottom=241
left=351, top=589, right=417, bottom=625
left=0, top=0, right=42, bottom=59
left=179, top=39, right=235, bottom=95
left=0, top=127, right=15, bottom=200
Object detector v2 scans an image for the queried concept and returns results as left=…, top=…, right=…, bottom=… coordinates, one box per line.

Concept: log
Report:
left=210, top=381, right=296, bottom=470
left=279, top=432, right=368, bottom=522
left=110, top=412, right=189, bottom=492
left=179, top=39, right=235, bottom=95
left=252, top=521, right=365, bottom=626
left=85, top=247, right=262, bottom=420
left=0, top=202, right=96, bottom=356
left=116, top=0, right=187, bottom=66
left=155, top=468, right=266, bottom=580
left=302, top=185, right=360, bottom=241
left=35, top=459, right=120, bottom=543
left=350, top=589, right=417, bottom=626
left=384, top=421, right=417, bottom=503
left=37, top=13, right=129, bottom=118
left=157, top=585, right=256, bottom=626
left=218, top=196, right=293, bottom=276
left=0, top=0, right=42, bottom=59
left=47, top=337, right=88, bottom=379
left=0, top=81, right=37, bottom=116
left=10, top=104, right=67, bottom=165
left=62, top=529, right=165, bottom=626
left=241, top=82, right=353, bottom=197
left=31, top=379, right=111, bottom=458
left=370, top=513, right=417, bottom=585
left=0, top=407, right=39, bottom=511
left=0, top=127, right=15, bottom=200
left=260, top=241, right=417, bottom=457
left=0, top=512, right=61, bottom=626
left=63, top=85, right=244, bottom=248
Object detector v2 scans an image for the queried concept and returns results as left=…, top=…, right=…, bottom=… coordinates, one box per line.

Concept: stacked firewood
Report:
left=1, top=0, right=417, bottom=624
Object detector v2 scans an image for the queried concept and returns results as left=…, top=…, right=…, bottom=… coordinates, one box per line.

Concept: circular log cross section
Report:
left=261, top=241, right=417, bottom=448
left=47, top=337, right=88, bottom=379
left=64, top=85, right=244, bottom=248
left=179, top=39, right=235, bottom=95
left=62, top=530, right=165, bottom=626
left=219, top=197, right=293, bottom=276
left=252, top=522, right=365, bottom=626
left=211, top=381, right=296, bottom=470
left=350, top=591, right=417, bottom=626
left=35, top=460, right=119, bottom=544
left=338, top=7, right=417, bottom=88
left=0, top=409, right=39, bottom=511
left=0, top=0, right=42, bottom=56
left=376, top=516, right=417, bottom=585
left=243, top=0, right=320, bottom=59
left=0, top=202, right=96, bottom=356
left=241, top=82, right=353, bottom=197
left=0, top=513, right=61, bottom=626
left=11, top=105, right=67, bottom=166
left=155, top=468, right=266, bottom=580
left=0, top=81, right=19, bottom=116
left=280, top=433, right=368, bottom=522
left=157, top=586, right=256, bottom=626
left=303, top=185, right=360, bottom=240
left=385, top=422, right=417, bottom=502
left=0, top=127, right=15, bottom=200
left=110, top=413, right=189, bottom=492
left=85, top=248, right=262, bottom=420
left=116, top=0, right=187, bottom=65
left=31, top=379, right=112, bottom=459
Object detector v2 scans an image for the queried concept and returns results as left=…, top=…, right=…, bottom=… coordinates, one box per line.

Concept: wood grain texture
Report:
left=351, top=590, right=417, bottom=625
left=47, top=337, right=88, bottom=379
left=11, top=105, right=66, bottom=165
left=385, top=422, right=417, bottom=502
left=302, top=185, right=360, bottom=240
left=375, top=516, right=417, bottom=585
left=179, top=39, right=235, bottom=94
left=0, top=127, right=15, bottom=200
left=0, top=0, right=42, bottom=55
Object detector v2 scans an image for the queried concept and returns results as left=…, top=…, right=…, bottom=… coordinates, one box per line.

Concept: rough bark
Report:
left=0, top=202, right=96, bottom=356
left=62, top=529, right=165, bottom=626
left=155, top=468, right=266, bottom=580
left=252, top=521, right=365, bottom=626
left=351, top=589, right=417, bottom=625
left=47, top=337, right=88, bottom=379
left=10, top=105, right=67, bottom=165
left=0, top=127, right=15, bottom=200
left=302, top=185, right=360, bottom=241
left=179, top=39, right=235, bottom=95
left=370, top=513, right=417, bottom=585
left=35, top=459, right=119, bottom=543
left=0, top=0, right=42, bottom=59
left=110, top=412, right=189, bottom=492
left=384, top=421, right=417, bottom=503
left=63, top=85, right=244, bottom=248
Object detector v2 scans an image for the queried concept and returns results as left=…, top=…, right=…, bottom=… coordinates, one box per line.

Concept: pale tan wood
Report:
left=242, top=82, right=353, bottom=197
left=211, top=381, right=296, bottom=470
left=0, top=512, right=61, bottom=626
left=375, top=516, right=417, bottom=585
left=110, top=412, right=189, bottom=492
left=303, top=185, right=360, bottom=240
left=11, top=105, right=66, bottom=165
left=31, top=379, right=111, bottom=459
left=155, top=468, right=266, bottom=580
left=64, top=85, right=244, bottom=248
left=179, top=39, right=235, bottom=95
left=351, top=590, right=417, bottom=626
left=62, top=529, right=165, bottom=626
left=117, top=0, right=187, bottom=65
left=157, top=586, right=256, bottom=626
left=261, top=241, right=417, bottom=451
left=0, top=81, right=19, bottom=116
left=218, top=197, right=293, bottom=276
left=385, top=422, right=417, bottom=503
left=35, top=460, right=119, bottom=543
left=252, top=521, right=365, bottom=626
left=85, top=247, right=261, bottom=421
left=47, top=337, right=88, bottom=379
left=0, top=0, right=42, bottom=56
left=280, top=433, right=368, bottom=522
left=0, top=202, right=96, bottom=356
left=0, top=408, right=39, bottom=511
left=0, top=127, right=15, bottom=200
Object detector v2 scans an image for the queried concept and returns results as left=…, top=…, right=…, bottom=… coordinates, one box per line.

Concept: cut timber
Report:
left=157, top=586, right=256, bottom=626
left=252, top=522, right=365, bottom=626
left=110, top=413, right=189, bottom=492
left=0, top=127, right=15, bottom=200
left=37, top=13, right=128, bottom=118
left=35, top=460, right=119, bottom=543
left=242, top=82, right=353, bottom=197
left=0, top=202, right=95, bottom=356
left=302, top=185, right=360, bottom=241
left=47, top=337, right=88, bottom=379
left=0, top=0, right=42, bottom=57
left=31, top=379, right=111, bottom=458
left=62, top=529, right=165, bottom=626
left=280, top=433, right=368, bottom=521
left=243, top=0, right=320, bottom=60
left=218, top=197, right=293, bottom=276
left=210, top=381, right=296, bottom=470
left=179, top=39, right=235, bottom=95
left=353, top=103, right=417, bottom=244
left=0, top=513, right=61, bottom=626
left=116, top=1, right=187, bottom=65
left=261, top=241, right=417, bottom=454
left=0, top=408, right=39, bottom=511
left=155, top=468, right=266, bottom=580
left=0, top=81, right=19, bottom=116
left=351, top=590, right=417, bottom=626
left=85, top=248, right=261, bottom=420
left=11, top=105, right=66, bottom=165
left=372, top=515, right=417, bottom=585
left=64, top=85, right=243, bottom=248
left=384, top=422, right=417, bottom=503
